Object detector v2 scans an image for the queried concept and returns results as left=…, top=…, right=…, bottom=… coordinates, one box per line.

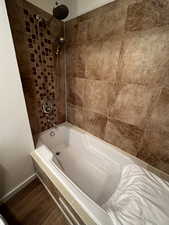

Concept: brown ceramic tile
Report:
left=112, top=84, right=155, bottom=128
left=24, top=95, right=40, bottom=134
left=66, top=0, right=169, bottom=177
left=84, top=110, right=107, bottom=139
left=66, top=0, right=129, bottom=44
left=85, top=41, right=102, bottom=80
left=65, top=19, right=89, bottom=45
left=84, top=80, right=108, bottom=116
left=107, top=82, right=120, bottom=114
left=6, top=0, right=24, bottom=32
left=126, top=0, right=169, bottom=32
left=120, top=27, right=169, bottom=86
left=85, top=36, right=122, bottom=81
left=67, top=78, right=86, bottom=107
left=104, top=119, right=143, bottom=155
left=87, top=1, right=127, bottom=40
left=149, top=87, right=169, bottom=132
left=12, top=31, right=32, bottom=76
left=137, top=129, right=169, bottom=174
left=21, top=77, right=35, bottom=97
left=56, top=107, right=66, bottom=124
left=67, top=44, right=86, bottom=78
left=67, top=104, right=84, bottom=128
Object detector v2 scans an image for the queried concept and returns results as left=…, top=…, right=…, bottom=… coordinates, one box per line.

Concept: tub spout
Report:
left=49, top=123, right=58, bottom=136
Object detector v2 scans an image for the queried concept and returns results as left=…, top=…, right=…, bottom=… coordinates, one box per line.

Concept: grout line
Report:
left=64, top=22, right=68, bottom=121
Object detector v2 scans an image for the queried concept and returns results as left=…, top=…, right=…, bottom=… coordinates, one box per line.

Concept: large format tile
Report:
left=12, top=30, right=31, bottom=76
left=104, top=119, right=143, bottom=155
left=67, top=78, right=86, bottom=107
left=112, top=84, right=155, bottom=128
left=66, top=0, right=127, bottom=44
left=87, top=1, right=127, bottom=40
left=85, top=37, right=122, bottom=82
left=121, top=27, right=169, bottom=85
left=137, top=129, right=169, bottom=174
left=120, top=27, right=169, bottom=86
left=65, top=0, right=169, bottom=177
left=126, top=0, right=169, bottom=32
left=5, top=0, right=24, bottom=32
left=149, top=87, right=169, bottom=132
left=85, top=41, right=103, bottom=80
left=84, top=110, right=107, bottom=139
left=67, top=104, right=84, bottom=128
left=65, top=19, right=89, bottom=45
left=107, top=83, right=119, bottom=114
left=67, top=44, right=86, bottom=78
left=84, top=80, right=108, bottom=116
left=24, top=95, right=40, bottom=135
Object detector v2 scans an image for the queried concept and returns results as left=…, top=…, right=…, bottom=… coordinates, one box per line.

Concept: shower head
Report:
left=53, top=3, right=69, bottom=20
left=46, top=2, right=69, bottom=26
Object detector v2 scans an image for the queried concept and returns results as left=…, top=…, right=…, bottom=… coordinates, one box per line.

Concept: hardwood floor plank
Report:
left=0, top=178, right=69, bottom=225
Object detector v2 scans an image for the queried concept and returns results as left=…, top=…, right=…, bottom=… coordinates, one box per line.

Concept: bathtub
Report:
left=31, top=122, right=163, bottom=225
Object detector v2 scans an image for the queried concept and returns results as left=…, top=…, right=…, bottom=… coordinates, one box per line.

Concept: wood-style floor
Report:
left=0, top=178, right=69, bottom=225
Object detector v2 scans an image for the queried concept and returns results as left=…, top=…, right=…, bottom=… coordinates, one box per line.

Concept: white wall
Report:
left=27, top=0, right=56, bottom=15
left=0, top=0, right=35, bottom=200
left=66, top=0, right=115, bottom=20
left=27, top=0, right=115, bottom=20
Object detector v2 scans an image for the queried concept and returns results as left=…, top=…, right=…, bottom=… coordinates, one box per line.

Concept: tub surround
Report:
left=5, top=0, right=169, bottom=177
left=6, top=0, right=66, bottom=140
left=3, top=0, right=169, bottom=222
left=66, top=0, right=169, bottom=175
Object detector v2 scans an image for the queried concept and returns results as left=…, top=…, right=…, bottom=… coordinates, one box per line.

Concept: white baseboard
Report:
left=0, top=173, right=37, bottom=203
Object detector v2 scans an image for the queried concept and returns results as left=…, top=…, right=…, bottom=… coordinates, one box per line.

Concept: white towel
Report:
left=102, top=165, right=169, bottom=225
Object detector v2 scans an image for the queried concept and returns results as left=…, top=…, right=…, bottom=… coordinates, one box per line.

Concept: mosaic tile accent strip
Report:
left=23, top=9, right=57, bottom=131
left=6, top=0, right=66, bottom=141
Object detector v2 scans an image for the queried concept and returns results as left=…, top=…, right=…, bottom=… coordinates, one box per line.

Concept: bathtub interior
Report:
left=38, top=123, right=133, bottom=207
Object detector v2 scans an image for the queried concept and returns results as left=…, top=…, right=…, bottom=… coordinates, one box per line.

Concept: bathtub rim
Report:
left=32, top=146, right=113, bottom=225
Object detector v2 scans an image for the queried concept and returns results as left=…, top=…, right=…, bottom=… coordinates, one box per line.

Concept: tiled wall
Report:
left=6, top=0, right=66, bottom=142
left=6, top=0, right=169, bottom=175
left=66, top=0, right=169, bottom=175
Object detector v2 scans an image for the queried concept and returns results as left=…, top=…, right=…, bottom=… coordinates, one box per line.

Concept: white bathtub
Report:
left=31, top=122, right=167, bottom=225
